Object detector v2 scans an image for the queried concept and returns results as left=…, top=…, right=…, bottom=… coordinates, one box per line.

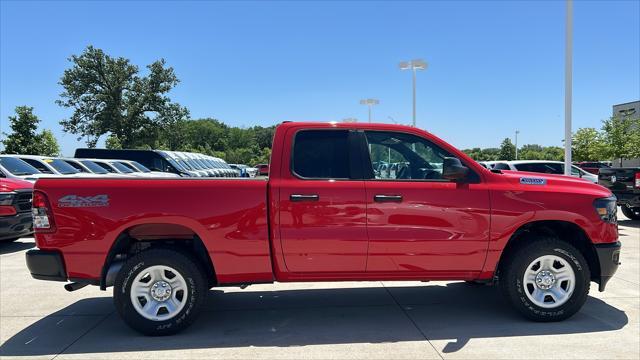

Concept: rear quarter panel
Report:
left=34, top=178, right=272, bottom=284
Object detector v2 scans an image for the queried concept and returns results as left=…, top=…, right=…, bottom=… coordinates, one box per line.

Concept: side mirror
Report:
left=442, top=157, right=469, bottom=181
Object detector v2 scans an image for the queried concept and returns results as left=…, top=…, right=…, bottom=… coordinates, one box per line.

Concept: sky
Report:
left=1, top=0, right=639, bottom=156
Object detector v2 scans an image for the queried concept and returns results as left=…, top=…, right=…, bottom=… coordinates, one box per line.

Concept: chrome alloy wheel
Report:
left=130, top=265, right=188, bottom=321
left=523, top=255, right=576, bottom=308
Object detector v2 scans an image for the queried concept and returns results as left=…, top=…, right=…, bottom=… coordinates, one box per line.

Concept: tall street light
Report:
left=515, top=130, right=520, bottom=160
left=360, top=98, right=379, bottom=123
left=399, top=59, right=427, bottom=127
left=564, top=0, right=573, bottom=175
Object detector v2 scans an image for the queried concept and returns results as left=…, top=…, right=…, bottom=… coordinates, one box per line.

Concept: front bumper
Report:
left=594, top=241, right=621, bottom=292
left=25, top=249, right=67, bottom=282
left=0, top=212, right=33, bottom=241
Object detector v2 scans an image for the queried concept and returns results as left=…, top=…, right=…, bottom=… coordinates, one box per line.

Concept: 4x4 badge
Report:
left=58, top=195, right=109, bottom=208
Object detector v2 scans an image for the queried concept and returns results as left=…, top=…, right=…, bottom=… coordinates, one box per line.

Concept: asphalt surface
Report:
left=0, top=210, right=638, bottom=359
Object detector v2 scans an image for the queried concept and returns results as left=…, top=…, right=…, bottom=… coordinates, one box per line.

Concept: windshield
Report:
left=79, top=160, right=109, bottom=174
left=0, top=157, right=41, bottom=175
left=129, top=161, right=151, bottom=172
left=46, top=159, right=80, bottom=174
left=110, top=161, right=135, bottom=173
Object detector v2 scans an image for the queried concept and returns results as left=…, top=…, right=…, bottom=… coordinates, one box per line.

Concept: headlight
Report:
left=0, top=192, right=15, bottom=205
left=593, top=196, right=617, bottom=223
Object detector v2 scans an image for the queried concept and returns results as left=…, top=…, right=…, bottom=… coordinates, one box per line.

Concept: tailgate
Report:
left=598, top=168, right=638, bottom=192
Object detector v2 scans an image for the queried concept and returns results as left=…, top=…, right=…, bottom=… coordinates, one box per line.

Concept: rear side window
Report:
left=292, top=130, right=350, bottom=179
left=493, top=163, right=511, bottom=170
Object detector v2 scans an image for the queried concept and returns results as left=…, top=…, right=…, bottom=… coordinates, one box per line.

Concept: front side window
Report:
left=493, top=163, right=511, bottom=170
left=292, top=130, right=350, bottom=179
left=46, top=159, right=80, bottom=174
left=79, top=160, right=109, bottom=174
left=365, top=131, right=455, bottom=181
left=21, top=158, right=53, bottom=174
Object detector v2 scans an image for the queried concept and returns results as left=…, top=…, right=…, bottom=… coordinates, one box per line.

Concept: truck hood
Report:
left=497, top=170, right=611, bottom=197
left=0, top=177, right=34, bottom=192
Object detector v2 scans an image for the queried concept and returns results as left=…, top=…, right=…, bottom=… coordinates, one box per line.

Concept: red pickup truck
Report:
left=26, top=122, right=621, bottom=335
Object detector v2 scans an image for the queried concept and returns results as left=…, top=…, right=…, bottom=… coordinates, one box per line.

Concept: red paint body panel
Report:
left=34, top=178, right=273, bottom=283
left=33, top=122, right=618, bottom=286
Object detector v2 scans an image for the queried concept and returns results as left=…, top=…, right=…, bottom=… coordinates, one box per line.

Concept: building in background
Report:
left=612, top=100, right=639, bottom=167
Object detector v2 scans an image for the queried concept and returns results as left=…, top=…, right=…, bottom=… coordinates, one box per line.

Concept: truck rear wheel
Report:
left=499, top=237, right=590, bottom=321
left=113, top=248, right=206, bottom=335
left=621, top=205, right=640, bottom=220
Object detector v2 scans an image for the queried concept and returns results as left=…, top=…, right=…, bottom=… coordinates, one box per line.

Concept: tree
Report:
left=38, top=130, right=61, bottom=156
left=1, top=106, right=60, bottom=156
left=57, top=46, right=189, bottom=148
left=498, top=138, right=516, bottom=160
left=601, top=115, right=640, bottom=166
left=572, top=128, right=606, bottom=162
left=105, top=134, right=122, bottom=150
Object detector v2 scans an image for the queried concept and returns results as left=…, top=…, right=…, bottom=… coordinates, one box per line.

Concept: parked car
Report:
left=255, top=163, right=269, bottom=176
left=598, top=167, right=640, bottom=220
left=0, top=177, right=33, bottom=242
left=576, top=161, right=611, bottom=175
left=229, top=164, right=255, bottom=177
left=0, top=156, right=56, bottom=182
left=491, top=160, right=598, bottom=183
left=116, top=160, right=180, bottom=178
left=26, top=122, right=620, bottom=335
left=60, top=158, right=126, bottom=177
left=13, top=155, right=103, bottom=178
left=74, top=148, right=190, bottom=176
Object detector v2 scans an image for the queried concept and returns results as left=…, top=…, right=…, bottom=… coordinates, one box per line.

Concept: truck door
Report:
left=277, top=128, right=368, bottom=272
left=361, top=130, right=491, bottom=273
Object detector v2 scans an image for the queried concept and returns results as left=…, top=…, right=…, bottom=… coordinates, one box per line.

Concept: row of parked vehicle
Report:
left=0, top=150, right=259, bottom=243
left=477, top=160, right=599, bottom=183
left=0, top=150, right=264, bottom=182
left=73, top=148, right=260, bottom=178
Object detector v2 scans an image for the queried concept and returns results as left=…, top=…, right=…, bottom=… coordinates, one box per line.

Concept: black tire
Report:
left=621, top=205, right=640, bottom=220
left=499, top=237, right=590, bottom=322
left=113, top=248, right=207, bottom=336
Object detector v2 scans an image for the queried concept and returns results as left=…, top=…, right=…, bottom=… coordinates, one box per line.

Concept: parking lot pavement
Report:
left=1, top=213, right=638, bottom=359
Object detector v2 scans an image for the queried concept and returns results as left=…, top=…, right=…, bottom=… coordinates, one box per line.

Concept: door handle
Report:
left=290, top=194, right=319, bottom=202
left=374, top=194, right=403, bottom=202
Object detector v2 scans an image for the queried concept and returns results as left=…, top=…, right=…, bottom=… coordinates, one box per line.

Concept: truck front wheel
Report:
left=621, top=205, right=640, bottom=220
left=499, top=238, right=590, bottom=321
left=113, top=248, right=206, bottom=335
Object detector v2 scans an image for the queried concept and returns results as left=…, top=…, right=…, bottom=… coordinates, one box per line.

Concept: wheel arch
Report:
left=496, top=220, right=600, bottom=284
left=100, top=222, right=217, bottom=290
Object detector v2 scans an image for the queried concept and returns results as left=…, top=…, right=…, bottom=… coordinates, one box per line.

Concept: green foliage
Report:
left=600, top=115, right=640, bottom=166
left=105, top=134, right=122, bottom=150
left=151, top=118, right=275, bottom=165
left=1, top=106, right=60, bottom=156
left=572, top=128, right=606, bottom=162
left=57, top=45, right=189, bottom=148
left=498, top=138, right=516, bottom=161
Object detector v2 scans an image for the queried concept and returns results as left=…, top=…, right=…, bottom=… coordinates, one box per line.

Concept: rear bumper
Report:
left=0, top=212, right=33, bottom=241
left=594, top=241, right=621, bottom=292
left=25, top=249, right=67, bottom=282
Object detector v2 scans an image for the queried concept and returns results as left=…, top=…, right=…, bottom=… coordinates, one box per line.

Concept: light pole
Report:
left=399, top=59, right=427, bottom=127
left=515, top=130, right=520, bottom=160
left=564, top=0, right=573, bottom=175
left=360, top=98, right=379, bottom=123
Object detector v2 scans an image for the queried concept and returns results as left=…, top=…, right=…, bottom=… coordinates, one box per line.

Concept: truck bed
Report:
left=33, top=177, right=273, bottom=284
